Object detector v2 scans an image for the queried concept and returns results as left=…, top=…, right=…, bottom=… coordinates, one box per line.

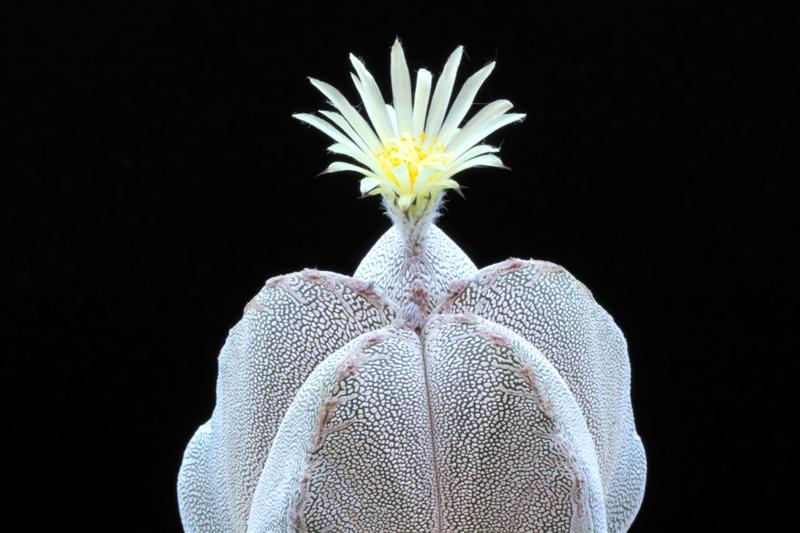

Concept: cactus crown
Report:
left=294, top=38, right=525, bottom=229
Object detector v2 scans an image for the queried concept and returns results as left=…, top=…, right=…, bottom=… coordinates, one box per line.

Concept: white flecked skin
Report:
left=178, top=224, right=646, bottom=532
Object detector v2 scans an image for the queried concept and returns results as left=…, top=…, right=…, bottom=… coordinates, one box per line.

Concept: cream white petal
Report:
left=437, top=62, right=496, bottom=145
left=308, top=77, right=381, bottom=150
left=325, top=142, right=382, bottom=175
left=390, top=39, right=413, bottom=135
left=397, top=194, right=415, bottom=210
left=349, top=73, right=393, bottom=144
left=412, top=166, right=441, bottom=190
left=292, top=113, right=368, bottom=158
left=385, top=104, right=400, bottom=138
left=349, top=54, right=395, bottom=143
left=445, top=154, right=507, bottom=178
left=447, top=99, right=513, bottom=152
left=323, top=161, right=379, bottom=178
left=359, top=177, right=385, bottom=195
left=319, top=110, right=381, bottom=171
left=326, top=142, right=354, bottom=155
left=412, top=68, right=433, bottom=137
left=462, top=153, right=507, bottom=169
left=392, top=164, right=412, bottom=191
left=451, top=144, right=501, bottom=166
left=449, top=112, right=526, bottom=157
left=427, top=178, right=461, bottom=197
left=425, top=46, right=464, bottom=138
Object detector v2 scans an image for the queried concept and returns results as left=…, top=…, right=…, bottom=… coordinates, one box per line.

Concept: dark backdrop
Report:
left=6, top=3, right=794, bottom=531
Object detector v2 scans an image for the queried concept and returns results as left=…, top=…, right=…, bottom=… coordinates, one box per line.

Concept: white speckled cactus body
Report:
left=178, top=40, right=646, bottom=532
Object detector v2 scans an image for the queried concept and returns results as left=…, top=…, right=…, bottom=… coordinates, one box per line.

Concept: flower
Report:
left=294, top=39, right=525, bottom=220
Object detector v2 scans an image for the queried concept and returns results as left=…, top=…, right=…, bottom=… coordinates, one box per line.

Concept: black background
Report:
left=6, top=3, right=795, bottom=532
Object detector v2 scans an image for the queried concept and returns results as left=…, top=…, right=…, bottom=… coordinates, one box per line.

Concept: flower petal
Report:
left=412, top=166, right=441, bottom=191
left=437, top=62, right=496, bottom=145
left=445, top=154, right=507, bottom=178
left=447, top=99, right=513, bottom=153
left=349, top=54, right=395, bottom=143
left=412, top=69, right=433, bottom=137
left=392, top=164, right=412, bottom=192
left=308, top=77, right=381, bottom=151
left=451, top=144, right=501, bottom=166
left=449, top=112, right=526, bottom=158
left=425, top=46, right=464, bottom=138
left=359, top=177, right=386, bottom=196
left=390, top=38, right=413, bottom=135
left=385, top=104, right=400, bottom=138
left=293, top=113, right=369, bottom=159
left=398, top=193, right=415, bottom=210
left=318, top=111, right=373, bottom=156
left=323, top=161, right=379, bottom=179
left=326, top=142, right=383, bottom=175
left=427, top=178, right=461, bottom=197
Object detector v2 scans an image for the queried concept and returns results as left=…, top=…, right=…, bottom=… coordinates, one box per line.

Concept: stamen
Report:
left=375, top=133, right=452, bottom=193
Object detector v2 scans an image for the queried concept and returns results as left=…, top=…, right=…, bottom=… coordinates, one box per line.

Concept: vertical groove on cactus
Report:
left=438, top=259, right=646, bottom=532
left=418, top=327, right=444, bottom=532
left=289, top=332, right=392, bottom=532
left=429, top=314, right=609, bottom=531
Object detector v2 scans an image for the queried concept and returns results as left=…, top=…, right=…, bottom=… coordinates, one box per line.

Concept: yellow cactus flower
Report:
left=294, top=39, right=525, bottom=220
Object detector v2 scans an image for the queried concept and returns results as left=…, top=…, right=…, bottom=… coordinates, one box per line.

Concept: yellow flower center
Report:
left=375, top=132, right=451, bottom=191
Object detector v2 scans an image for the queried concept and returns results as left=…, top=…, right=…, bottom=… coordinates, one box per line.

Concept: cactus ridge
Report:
left=178, top=225, right=645, bottom=533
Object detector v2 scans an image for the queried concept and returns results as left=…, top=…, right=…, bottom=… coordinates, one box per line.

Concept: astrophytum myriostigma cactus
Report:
left=178, top=40, right=646, bottom=533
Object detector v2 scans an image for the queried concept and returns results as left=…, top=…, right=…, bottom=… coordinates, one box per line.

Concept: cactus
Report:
left=178, top=40, right=646, bottom=533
